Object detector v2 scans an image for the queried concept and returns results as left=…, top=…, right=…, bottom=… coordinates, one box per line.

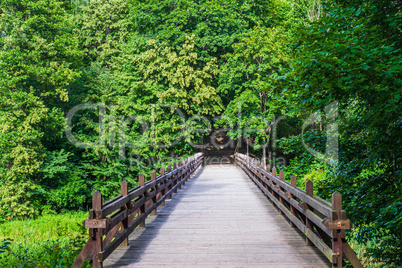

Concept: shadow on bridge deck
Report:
left=104, top=165, right=330, bottom=268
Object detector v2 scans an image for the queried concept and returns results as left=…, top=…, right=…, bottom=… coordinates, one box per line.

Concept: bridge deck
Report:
left=104, top=165, right=330, bottom=267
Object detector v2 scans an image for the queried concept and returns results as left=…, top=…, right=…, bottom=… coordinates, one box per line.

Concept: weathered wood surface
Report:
left=235, top=153, right=363, bottom=268
left=104, top=165, right=330, bottom=267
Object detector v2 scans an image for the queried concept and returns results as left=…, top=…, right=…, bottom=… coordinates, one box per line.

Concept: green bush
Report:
left=0, top=178, right=39, bottom=222
left=348, top=227, right=402, bottom=268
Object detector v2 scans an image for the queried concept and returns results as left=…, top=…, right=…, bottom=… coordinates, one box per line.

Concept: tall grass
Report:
left=0, top=212, right=87, bottom=242
left=0, top=212, right=90, bottom=267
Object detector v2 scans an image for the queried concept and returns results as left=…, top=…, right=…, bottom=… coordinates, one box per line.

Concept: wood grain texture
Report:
left=104, top=165, right=330, bottom=268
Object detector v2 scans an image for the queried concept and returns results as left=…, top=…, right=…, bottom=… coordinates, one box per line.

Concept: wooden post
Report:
left=151, top=170, right=157, bottom=215
left=139, top=174, right=145, bottom=227
left=279, top=170, right=285, bottom=181
left=167, top=164, right=172, bottom=199
left=178, top=161, right=182, bottom=190
left=160, top=167, right=166, bottom=206
left=183, top=161, right=190, bottom=185
left=120, top=181, right=129, bottom=247
left=272, top=167, right=277, bottom=177
left=263, top=175, right=268, bottom=190
left=266, top=164, right=270, bottom=173
left=291, top=175, right=297, bottom=187
left=173, top=162, right=178, bottom=194
left=92, top=191, right=103, bottom=268
left=288, top=175, right=297, bottom=227
left=181, top=160, right=186, bottom=185
left=332, top=191, right=343, bottom=268
left=306, top=180, right=313, bottom=196
left=305, top=180, right=314, bottom=246
left=173, top=162, right=180, bottom=194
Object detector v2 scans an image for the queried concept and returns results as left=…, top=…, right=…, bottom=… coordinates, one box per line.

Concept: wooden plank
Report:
left=103, top=223, right=122, bottom=248
left=246, top=167, right=335, bottom=263
left=322, top=219, right=352, bottom=230
left=343, top=242, right=363, bottom=268
left=79, top=156, right=333, bottom=268
left=240, top=161, right=333, bottom=238
left=83, top=218, right=112, bottom=229
left=72, top=238, right=92, bottom=268
left=104, top=164, right=330, bottom=268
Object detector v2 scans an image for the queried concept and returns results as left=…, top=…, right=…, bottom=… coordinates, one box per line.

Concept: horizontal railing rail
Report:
left=236, top=153, right=363, bottom=268
left=73, top=153, right=203, bottom=268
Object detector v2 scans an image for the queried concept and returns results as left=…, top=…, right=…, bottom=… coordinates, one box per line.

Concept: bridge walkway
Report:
left=104, top=165, right=330, bottom=267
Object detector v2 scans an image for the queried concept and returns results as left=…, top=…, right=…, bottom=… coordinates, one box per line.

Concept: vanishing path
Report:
left=104, top=165, right=330, bottom=267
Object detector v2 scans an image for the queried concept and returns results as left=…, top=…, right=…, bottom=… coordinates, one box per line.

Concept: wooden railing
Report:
left=73, top=153, right=203, bottom=268
left=236, top=153, right=363, bottom=268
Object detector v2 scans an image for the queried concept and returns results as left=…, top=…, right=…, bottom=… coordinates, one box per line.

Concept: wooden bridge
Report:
left=73, top=153, right=363, bottom=268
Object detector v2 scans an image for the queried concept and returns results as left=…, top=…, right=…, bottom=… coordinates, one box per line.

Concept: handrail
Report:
left=235, top=153, right=363, bottom=268
left=72, top=153, right=203, bottom=268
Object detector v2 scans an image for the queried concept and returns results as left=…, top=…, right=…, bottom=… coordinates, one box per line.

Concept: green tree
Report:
left=0, top=0, right=82, bottom=219
left=75, top=0, right=130, bottom=65
left=279, top=0, right=402, bottom=264
left=218, top=26, right=289, bottom=162
left=112, top=34, right=223, bottom=154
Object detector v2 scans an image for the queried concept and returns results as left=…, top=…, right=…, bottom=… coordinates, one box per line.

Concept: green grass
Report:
left=0, top=212, right=90, bottom=267
left=0, top=212, right=87, bottom=243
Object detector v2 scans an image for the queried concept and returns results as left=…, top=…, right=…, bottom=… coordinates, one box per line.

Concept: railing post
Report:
left=278, top=170, right=285, bottom=215
left=151, top=170, right=157, bottom=215
left=173, top=162, right=178, bottom=193
left=182, top=160, right=187, bottom=185
left=186, top=159, right=190, bottom=182
left=120, top=181, right=129, bottom=247
left=305, top=180, right=314, bottom=246
left=289, top=175, right=297, bottom=228
left=167, top=164, right=172, bottom=199
left=160, top=167, right=166, bottom=206
left=279, top=170, right=285, bottom=181
left=139, top=174, right=146, bottom=227
left=186, top=159, right=191, bottom=182
left=332, top=191, right=343, bottom=268
left=178, top=161, right=182, bottom=190
left=92, top=191, right=103, bottom=268
left=272, top=167, right=277, bottom=177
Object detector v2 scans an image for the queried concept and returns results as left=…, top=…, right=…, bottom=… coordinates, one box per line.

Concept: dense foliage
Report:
left=0, top=0, right=400, bottom=266
left=0, top=212, right=88, bottom=267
